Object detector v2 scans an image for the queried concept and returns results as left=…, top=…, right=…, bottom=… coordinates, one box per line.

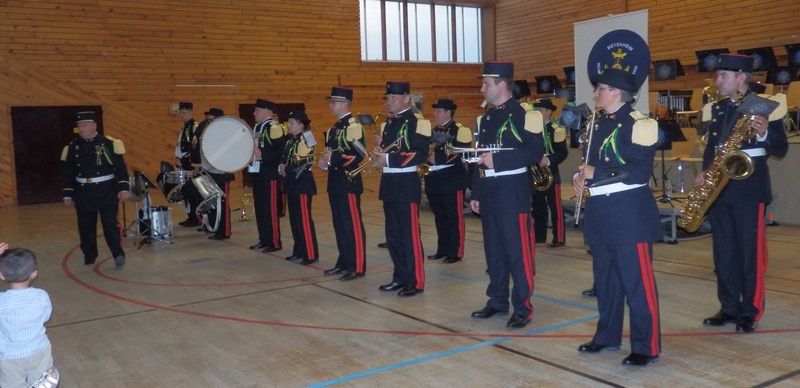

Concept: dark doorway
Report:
left=237, top=103, right=305, bottom=186
left=11, top=105, right=104, bottom=205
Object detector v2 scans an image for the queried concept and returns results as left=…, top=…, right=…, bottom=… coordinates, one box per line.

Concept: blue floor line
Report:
left=307, top=314, right=598, bottom=388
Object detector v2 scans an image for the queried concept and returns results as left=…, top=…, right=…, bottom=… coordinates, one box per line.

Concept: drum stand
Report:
left=137, top=194, right=174, bottom=246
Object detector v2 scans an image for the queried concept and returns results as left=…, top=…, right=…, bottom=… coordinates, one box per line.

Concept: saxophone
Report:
left=678, top=98, right=757, bottom=233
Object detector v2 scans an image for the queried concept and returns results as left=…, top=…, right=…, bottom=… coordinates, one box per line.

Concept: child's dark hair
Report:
left=0, top=248, right=37, bottom=283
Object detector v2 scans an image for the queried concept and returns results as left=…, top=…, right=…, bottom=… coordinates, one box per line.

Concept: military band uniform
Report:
left=701, top=91, right=788, bottom=327
left=472, top=96, right=544, bottom=323
left=581, top=74, right=662, bottom=361
left=61, top=115, right=130, bottom=267
left=531, top=119, right=569, bottom=245
left=378, top=83, right=431, bottom=296
left=249, top=109, right=287, bottom=251
left=281, top=127, right=319, bottom=264
left=424, top=119, right=472, bottom=262
left=324, top=111, right=367, bottom=276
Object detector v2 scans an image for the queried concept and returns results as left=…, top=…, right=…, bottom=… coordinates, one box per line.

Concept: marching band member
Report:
left=696, top=54, right=788, bottom=333
left=318, top=87, right=367, bottom=280
left=248, top=99, right=287, bottom=252
left=469, top=62, right=543, bottom=329
left=531, top=98, right=569, bottom=247
left=61, top=111, right=130, bottom=268
left=425, top=99, right=472, bottom=264
left=372, top=81, right=430, bottom=297
left=573, top=68, right=661, bottom=366
left=175, top=102, right=202, bottom=227
left=279, top=111, right=319, bottom=265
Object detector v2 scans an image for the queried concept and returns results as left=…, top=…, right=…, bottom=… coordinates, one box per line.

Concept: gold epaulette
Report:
left=701, top=101, right=714, bottom=122
left=476, top=115, right=483, bottom=133
left=552, top=123, right=567, bottom=143
left=455, top=123, right=473, bottom=143
left=767, top=93, right=788, bottom=122
left=269, top=122, right=286, bottom=139
left=60, top=145, right=70, bottom=161
left=524, top=110, right=544, bottom=134
left=346, top=122, right=364, bottom=141
left=380, top=122, right=386, bottom=136
left=106, top=136, right=126, bottom=154
left=416, top=116, right=432, bottom=137
left=629, top=111, right=658, bottom=146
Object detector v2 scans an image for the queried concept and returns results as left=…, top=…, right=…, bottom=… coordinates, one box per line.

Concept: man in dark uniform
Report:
left=61, top=111, right=131, bottom=269
left=372, top=81, right=430, bottom=297
left=196, top=107, right=236, bottom=240
left=318, top=87, right=367, bottom=281
left=696, top=54, right=788, bottom=333
left=469, top=62, right=544, bottom=329
left=175, top=102, right=202, bottom=227
left=573, top=68, right=662, bottom=366
left=247, top=99, right=287, bottom=251
left=531, top=98, right=569, bottom=247
left=424, top=99, right=472, bottom=264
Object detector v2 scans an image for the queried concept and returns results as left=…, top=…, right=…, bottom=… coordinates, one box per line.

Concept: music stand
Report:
left=695, top=48, right=730, bottom=73
left=737, top=47, right=777, bottom=72
left=785, top=43, right=800, bottom=67
left=655, top=119, right=686, bottom=204
left=535, top=75, right=561, bottom=95
left=767, top=67, right=799, bottom=93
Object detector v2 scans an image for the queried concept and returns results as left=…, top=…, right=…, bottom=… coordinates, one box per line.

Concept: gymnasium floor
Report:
left=1, top=175, right=798, bottom=387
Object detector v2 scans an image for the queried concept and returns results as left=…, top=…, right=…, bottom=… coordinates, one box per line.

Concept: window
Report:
left=359, top=0, right=483, bottom=63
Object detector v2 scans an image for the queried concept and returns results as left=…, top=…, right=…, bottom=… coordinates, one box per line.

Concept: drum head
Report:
left=200, top=116, right=255, bottom=173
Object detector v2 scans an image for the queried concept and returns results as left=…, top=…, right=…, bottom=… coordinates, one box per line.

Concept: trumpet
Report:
left=445, top=145, right=514, bottom=164
left=291, top=153, right=317, bottom=164
left=345, top=138, right=401, bottom=181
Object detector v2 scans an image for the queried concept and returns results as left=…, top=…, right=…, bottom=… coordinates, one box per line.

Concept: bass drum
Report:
left=200, top=116, right=255, bottom=173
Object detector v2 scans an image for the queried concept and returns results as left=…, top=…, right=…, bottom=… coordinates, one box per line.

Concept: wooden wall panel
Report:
left=495, top=0, right=800, bottom=90
left=0, top=0, right=485, bottom=205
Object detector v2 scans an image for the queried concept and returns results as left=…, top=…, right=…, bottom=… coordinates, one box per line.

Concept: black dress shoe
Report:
left=471, top=306, right=507, bottom=319
left=398, top=285, right=423, bottom=297
left=506, top=314, right=531, bottom=328
left=180, top=219, right=200, bottom=227
left=339, top=272, right=364, bottom=281
left=378, top=282, right=403, bottom=291
left=735, top=316, right=756, bottom=333
left=377, top=242, right=387, bottom=249
left=427, top=253, right=446, bottom=260
left=547, top=242, right=565, bottom=248
left=299, top=258, right=318, bottom=265
left=622, top=353, right=659, bottom=366
left=262, top=246, right=281, bottom=253
left=285, top=255, right=298, bottom=261
left=578, top=341, right=618, bottom=353
left=84, top=258, right=96, bottom=265
left=535, top=240, right=547, bottom=245
left=323, top=267, right=345, bottom=275
left=581, top=287, right=597, bottom=297
left=442, top=257, right=462, bottom=264
left=249, top=242, right=267, bottom=250
left=114, top=255, right=126, bottom=269
left=703, top=311, right=738, bottom=327
left=208, top=235, right=229, bottom=240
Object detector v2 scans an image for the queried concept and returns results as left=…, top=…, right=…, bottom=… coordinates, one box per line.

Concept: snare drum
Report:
left=150, top=206, right=173, bottom=238
left=161, top=170, right=192, bottom=202
left=200, top=116, right=255, bottom=173
left=192, top=173, right=224, bottom=214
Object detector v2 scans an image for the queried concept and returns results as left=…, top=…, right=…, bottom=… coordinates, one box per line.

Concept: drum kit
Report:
left=147, top=116, right=256, bottom=236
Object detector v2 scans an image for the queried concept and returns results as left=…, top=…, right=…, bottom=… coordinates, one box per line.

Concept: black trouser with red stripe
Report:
left=208, top=174, right=231, bottom=238
left=75, top=198, right=124, bottom=262
left=591, top=241, right=661, bottom=357
left=288, top=193, right=318, bottom=260
left=329, top=191, right=366, bottom=274
left=531, top=183, right=565, bottom=244
left=384, top=201, right=425, bottom=289
left=710, top=201, right=767, bottom=321
left=482, top=211, right=536, bottom=319
left=252, top=175, right=282, bottom=249
left=427, top=189, right=466, bottom=259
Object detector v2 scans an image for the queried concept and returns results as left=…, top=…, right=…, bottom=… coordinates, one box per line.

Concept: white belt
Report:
left=383, top=166, right=418, bottom=173
left=76, top=174, right=115, bottom=184
left=741, top=148, right=766, bottom=157
left=427, top=165, right=453, bottom=172
left=483, top=167, right=527, bottom=178
left=588, top=182, right=646, bottom=196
